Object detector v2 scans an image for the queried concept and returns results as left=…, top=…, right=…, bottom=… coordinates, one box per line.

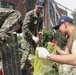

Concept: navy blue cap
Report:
left=53, top=16, right=73, bottom=30
left=35, top=1, right=44, bottom=8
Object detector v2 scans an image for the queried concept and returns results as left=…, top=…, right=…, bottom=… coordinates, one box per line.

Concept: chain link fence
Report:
left=26, top=0, right=36, bottom=12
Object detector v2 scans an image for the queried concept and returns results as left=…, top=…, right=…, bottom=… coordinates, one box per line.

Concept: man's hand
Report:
left=37, top=47, right=51, bottom=59
left=32, top=36, right=39, bottom=44
left=39, top=32, right=43, bottom=37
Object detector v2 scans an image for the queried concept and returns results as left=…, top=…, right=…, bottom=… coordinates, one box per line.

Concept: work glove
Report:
left=32, top=36, right=39, bottom=44
left=37, top=47, right=51, bottom=59
left=39, top=32, right=43, bottom=37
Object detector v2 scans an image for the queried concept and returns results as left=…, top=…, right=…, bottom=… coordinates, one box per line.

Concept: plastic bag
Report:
left=29, top=42, right=60, bottom=75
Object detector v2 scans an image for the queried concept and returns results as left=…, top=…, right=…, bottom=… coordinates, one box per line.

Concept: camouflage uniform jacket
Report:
left=0, top=8, right=22, bottom=33
left=22, top=9, right=43, bottom=40
left=59, top=27, right=76, bottom=75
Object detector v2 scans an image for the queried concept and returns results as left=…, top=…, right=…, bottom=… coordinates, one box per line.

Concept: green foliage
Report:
left=41, top=29, right=67, bottom=48
left=60, top=34, right=67, bottom=48
left=41, top=29, right=54, bottom=47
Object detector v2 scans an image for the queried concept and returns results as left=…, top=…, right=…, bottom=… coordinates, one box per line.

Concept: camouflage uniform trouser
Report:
left=59, top=64, right=76, bottom=75
left=20, top=37, right=36, bottom=75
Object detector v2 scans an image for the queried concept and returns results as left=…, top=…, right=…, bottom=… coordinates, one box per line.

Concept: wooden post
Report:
left=44, top=0, right=49, bottom=30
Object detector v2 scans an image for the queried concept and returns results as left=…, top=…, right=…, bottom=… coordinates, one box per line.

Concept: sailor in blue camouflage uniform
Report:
left=21, top=1, right=44, bottom=75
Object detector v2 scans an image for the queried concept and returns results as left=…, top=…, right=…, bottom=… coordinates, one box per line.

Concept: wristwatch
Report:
left=47, top=54, right=51, bottom=59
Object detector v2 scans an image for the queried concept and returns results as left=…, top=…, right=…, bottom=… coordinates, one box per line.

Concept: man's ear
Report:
left=64, top=22, right=67, bottom=28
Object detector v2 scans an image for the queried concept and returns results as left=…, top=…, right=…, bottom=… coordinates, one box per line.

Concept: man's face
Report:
left=35, top=5, right=43, bottom=13
left=15, top=24, right=21, bottom=32
left=58, top=22, right=67, bottom=36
